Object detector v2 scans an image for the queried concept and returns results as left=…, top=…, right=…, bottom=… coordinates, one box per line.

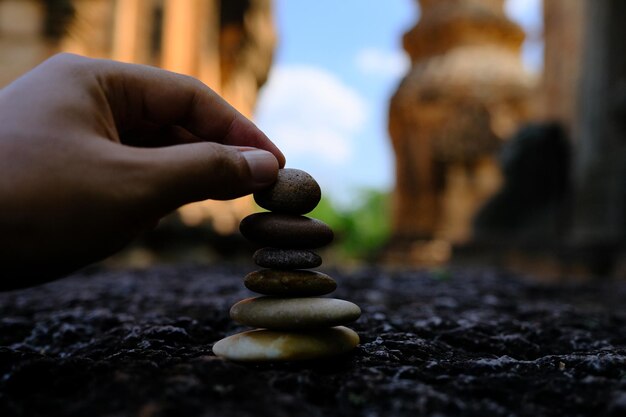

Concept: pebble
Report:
left=230, top=297, right=361, bottom=329
left=239, top=213, right=333, bottom=249
left=212, top=326, right=359, bottom=361
left=254, top=168, right=321, bottom=215
left=253, top=248, right=322, bottom=269
left=244, top=269, right=336, bottom=296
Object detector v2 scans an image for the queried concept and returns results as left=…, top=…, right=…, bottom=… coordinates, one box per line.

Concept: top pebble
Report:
left=254, top=168, right=321, bottom=215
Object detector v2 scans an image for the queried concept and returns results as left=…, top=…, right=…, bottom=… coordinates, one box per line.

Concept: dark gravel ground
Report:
left=1, top=263, right=626, bottom=417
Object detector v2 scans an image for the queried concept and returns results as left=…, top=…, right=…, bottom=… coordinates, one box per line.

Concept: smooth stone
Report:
left=254, top=168, right=321, bottom=215
left=212, top=326, right=359, bottom=362
left=253, top=248, right=322, bottom=269
left=239, top=213, right=334, bottom=249
left=244, top=269, right=336, bottom=296
left=230, top=297, right=361, bottom=330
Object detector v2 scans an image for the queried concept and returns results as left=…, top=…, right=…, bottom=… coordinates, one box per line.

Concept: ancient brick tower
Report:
left=386, top=0, right=535, bottom=264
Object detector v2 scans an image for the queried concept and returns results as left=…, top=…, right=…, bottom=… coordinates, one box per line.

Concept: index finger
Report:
left=94, top=57, right=285, bottom=166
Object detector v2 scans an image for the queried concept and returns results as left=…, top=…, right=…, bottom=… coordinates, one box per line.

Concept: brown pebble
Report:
left=253, top=248, right=322, bottom=269
left=254, top=168, right=321, bottom=215
left=245, top=269, right=337, bottom=296
left=239, top=213, right=333, bottom=249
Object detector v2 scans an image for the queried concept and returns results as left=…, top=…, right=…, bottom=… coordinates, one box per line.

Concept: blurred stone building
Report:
left=386, top=0, right=535, bottom=265
left=387, top=0, right=625, bottom=277
left=0, top=0, right=275, bottom=236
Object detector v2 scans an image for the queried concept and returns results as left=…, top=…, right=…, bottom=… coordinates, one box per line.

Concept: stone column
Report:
left=111, top=0, right=150, bottom=63
left=572, top=0, right=626, bottom=274
left=386, top=0, right=534, bottom=264
left=162, top=0, right=202, bottom=75
left=197, top=0, right=221, bottom=91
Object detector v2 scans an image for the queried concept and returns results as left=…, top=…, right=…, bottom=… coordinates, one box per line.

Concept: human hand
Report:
left=0, top=53, right=285, bottom=290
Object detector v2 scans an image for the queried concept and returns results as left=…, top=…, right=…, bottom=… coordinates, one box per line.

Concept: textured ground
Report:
left=1, top=264, right=626, bottom=417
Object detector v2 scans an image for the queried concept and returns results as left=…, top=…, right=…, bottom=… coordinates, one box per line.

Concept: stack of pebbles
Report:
left=213, top=169, right=361, bottom=361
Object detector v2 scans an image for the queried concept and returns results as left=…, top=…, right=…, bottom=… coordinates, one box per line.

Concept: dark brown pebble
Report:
left=244, top=269, right=337, bottom=296
left=254, top=168, right=321, bottom=215
left=253, top=248, right=322, bottom=269
left=239, top=213, right=334, bottom=249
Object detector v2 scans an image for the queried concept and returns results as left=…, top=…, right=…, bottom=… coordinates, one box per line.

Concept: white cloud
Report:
left=255, top=65, right=368, bottom=165
left=505, top=0, right=543, bottom=33
left=505, top=0, right=544, bottom=73
left=355, top=47, right=410, bottom=78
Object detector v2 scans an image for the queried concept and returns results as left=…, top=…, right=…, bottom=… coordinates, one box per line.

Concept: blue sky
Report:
left=255, top=0, right=543, bottom=206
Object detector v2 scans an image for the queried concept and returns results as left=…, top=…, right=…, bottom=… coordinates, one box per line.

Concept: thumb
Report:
left=137, top=142, right=279, bottom=211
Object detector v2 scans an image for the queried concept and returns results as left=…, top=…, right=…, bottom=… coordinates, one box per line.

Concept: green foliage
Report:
left=310, top=189, right=391, bottom=260
left=430, top=267, right=452, bottom=281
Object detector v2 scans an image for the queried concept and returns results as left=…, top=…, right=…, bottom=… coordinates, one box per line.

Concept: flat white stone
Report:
left=212, top=326, right=359, bottom=361
left=230, top=297, right=361, bottom=330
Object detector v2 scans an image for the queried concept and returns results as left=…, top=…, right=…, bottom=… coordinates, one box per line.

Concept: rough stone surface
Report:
left=212, top=326, right=359, bottom=362
left=239, top=213, right=334, bottom=249
left=254, top=168, right=321, bottom=215
left=230, top=297, right=361, bottom=329
left=1, top=264, right=626, bottom=417
left=253, top=248, right=322, bottom=269
left=244, top=269, right=336, bottom=296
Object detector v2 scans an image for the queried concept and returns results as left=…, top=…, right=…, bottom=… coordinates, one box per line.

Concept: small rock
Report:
left=239, top=213, right=333, bottom=249
left=245, top=269, right=336, bottom=296
left=212, top=326, right=359, bottom=361
left=230, top=297, right=361, bottom=329
left=254, top=168, right=321, bottom=214
left=253, top=248, right=322, bottom=269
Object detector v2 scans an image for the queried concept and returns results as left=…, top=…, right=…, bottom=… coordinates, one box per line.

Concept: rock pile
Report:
left=213, top=169, right=361, bottom=361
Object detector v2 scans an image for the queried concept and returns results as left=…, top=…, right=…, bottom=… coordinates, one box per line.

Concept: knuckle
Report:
left=41, top=53, right=97, bottom=80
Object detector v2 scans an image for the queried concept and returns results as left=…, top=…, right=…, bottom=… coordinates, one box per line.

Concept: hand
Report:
left=0, top=53, right=285, bottom=290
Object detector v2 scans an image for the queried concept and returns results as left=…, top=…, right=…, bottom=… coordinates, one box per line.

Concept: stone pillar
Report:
left=572, top=0, right=626, bottom=275
left=162, top=0, right=201, bottom=75
left=386, top=0, right=534, bottom=264
left=111, top=0, right=151, bottom=63
left=197, top=0, right=221, bottom=90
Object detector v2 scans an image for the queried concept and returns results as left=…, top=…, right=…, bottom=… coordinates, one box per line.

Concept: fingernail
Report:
left=242, top=149, right=279, bottom=185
